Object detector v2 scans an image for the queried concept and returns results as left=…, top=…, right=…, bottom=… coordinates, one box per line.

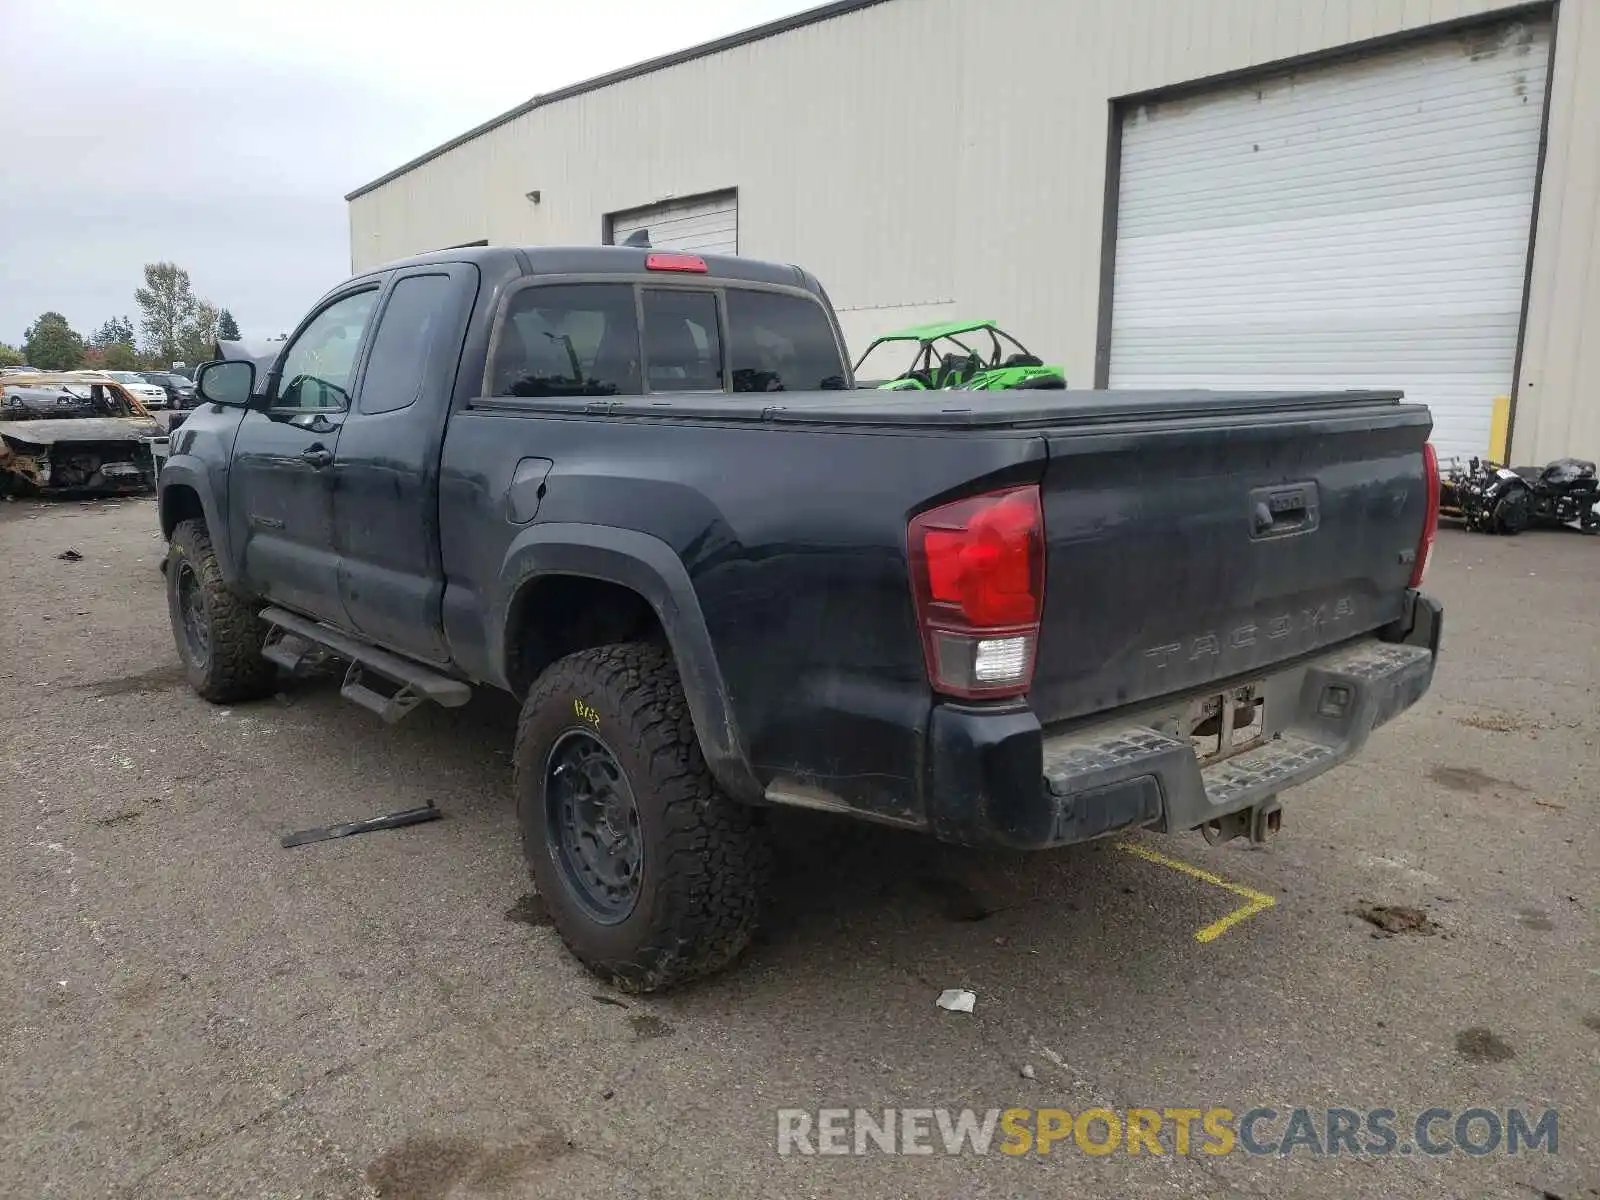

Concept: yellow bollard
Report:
left=1488, top=395, right=1511, bottom=463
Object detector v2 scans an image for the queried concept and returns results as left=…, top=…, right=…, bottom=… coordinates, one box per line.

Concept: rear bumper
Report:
left=926, top=592, right=1442, bottom=850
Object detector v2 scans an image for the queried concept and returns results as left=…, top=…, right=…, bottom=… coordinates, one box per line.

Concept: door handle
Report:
left=301, top=446, right=334, bottom=468
left=1248, top=482, right=1319, bottom=539
left=1253, top=499, right=1307, bottom=531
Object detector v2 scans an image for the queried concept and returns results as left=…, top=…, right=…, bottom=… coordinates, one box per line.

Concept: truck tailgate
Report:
left=1029, top=392, right=1432, bottom=726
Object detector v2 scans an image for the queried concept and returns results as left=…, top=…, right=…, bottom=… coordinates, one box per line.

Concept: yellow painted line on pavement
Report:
left=1115, top=842, right=1277, bottom=943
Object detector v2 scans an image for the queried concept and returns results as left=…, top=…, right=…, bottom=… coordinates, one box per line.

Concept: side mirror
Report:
left=196, top=359, right=255, bottom=407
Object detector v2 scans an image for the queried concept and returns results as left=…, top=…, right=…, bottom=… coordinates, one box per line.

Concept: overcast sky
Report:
left=0, top=0, right=812, bottom=350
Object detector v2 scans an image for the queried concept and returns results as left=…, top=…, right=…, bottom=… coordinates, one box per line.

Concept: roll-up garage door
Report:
left=1108, top=18, right=1551, bottom=463
left=608, top=191, right=738, bottom=255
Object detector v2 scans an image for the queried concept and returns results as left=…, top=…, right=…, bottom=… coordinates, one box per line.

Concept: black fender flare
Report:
left=157, top=458, right=240, bottom=587
left=495, top=522, right=760, bottom=802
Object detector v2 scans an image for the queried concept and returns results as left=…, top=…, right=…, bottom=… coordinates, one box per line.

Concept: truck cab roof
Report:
left=365, top=244, right=817, bottom=292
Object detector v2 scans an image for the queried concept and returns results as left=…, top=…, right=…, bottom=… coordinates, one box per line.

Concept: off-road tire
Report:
left=514, top=643, right=769, bottom=992
left=166, top=519, right=277, bottom=703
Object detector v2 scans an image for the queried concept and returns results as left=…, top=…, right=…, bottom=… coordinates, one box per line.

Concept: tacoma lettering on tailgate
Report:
left=1144, top=597, right=1356, bottom=670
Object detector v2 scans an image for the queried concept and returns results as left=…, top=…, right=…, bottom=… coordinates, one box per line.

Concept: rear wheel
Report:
left=166, top=519, right=277, bottom=703
left=514, top=642, right=768, bottom=992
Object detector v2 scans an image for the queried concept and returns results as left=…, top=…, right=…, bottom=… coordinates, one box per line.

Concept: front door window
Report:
left=276, top=290, right=379, bottom=410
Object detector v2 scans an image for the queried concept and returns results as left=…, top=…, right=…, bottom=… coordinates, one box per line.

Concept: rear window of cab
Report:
left=487, top=282, right=848, bottom=398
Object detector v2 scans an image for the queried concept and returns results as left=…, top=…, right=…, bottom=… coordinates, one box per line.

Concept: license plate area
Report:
left=1183, top=682, right=1266, bottom=767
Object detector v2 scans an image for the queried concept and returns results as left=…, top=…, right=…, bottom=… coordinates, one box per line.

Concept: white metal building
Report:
left=347, top=0, right=1598, bottom=465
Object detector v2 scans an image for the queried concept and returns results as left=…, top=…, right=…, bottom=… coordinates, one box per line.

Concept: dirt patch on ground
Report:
left=630, top=1013, right=674, bottom=1040
left=504, top=893, right=552, bottom=927
left=914, top=874, right=995, bottom=923
left=91, top=809, right=144, bottom=828
left=1457, top=712, right=1529, bottom=733
left=1517, top=908, right=1555, bottom=932
left=1351, top=903, right=1440, bottom=937
left=365, top=1131, right=570, bottom=1199
left=78, top=662, right=186, bottom=698
left=1454, top=1027, right=1515, bottom=1063
left=1429, top=765, right=1525, bottom=794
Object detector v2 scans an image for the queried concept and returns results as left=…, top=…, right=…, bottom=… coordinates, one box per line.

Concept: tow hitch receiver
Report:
left=1200, top=797, right=1283, bottom=846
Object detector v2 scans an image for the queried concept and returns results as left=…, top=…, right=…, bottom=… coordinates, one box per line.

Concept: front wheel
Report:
left=513, top=643, right=769, bottom=992
left=166, top=519, right=277, bottom=703
left=1490, top=491, right=1529, bottom=535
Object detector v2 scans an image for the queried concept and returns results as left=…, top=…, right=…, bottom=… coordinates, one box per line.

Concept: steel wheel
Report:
left=173, top=558, right=211, bottom=667
left=545, top=729, right=642, bottom=924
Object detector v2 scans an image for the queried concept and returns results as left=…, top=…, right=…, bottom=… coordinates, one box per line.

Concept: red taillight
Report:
left=645, top=252, right=708, bottom=273
left=909, top=485, right=1044, bottom=699
left=1411, top=442, right=1440, bottom=589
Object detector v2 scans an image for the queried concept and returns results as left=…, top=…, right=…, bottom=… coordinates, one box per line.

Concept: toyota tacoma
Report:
left=157, top=244, right=1443, bottom=991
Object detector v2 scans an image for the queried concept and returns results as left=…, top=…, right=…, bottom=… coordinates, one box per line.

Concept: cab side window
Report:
left=275, top=289, right=379, bottom=410
left=358, top=275, right=453, bottom=415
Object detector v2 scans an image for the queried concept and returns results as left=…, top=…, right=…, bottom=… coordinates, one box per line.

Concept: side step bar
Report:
left=259, top=606, right=472, bottom=723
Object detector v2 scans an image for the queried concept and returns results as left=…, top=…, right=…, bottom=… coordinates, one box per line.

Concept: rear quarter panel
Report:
left=439, top=410, right=1046, bottom=823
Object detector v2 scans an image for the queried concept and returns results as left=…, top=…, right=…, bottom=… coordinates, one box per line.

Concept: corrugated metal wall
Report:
left=348, top=0, right=964, bottom=349
left=1511, top=0, right=1597, bottom=465
left=1105, top=18, right=1553, bottom=464
left=348, top=0, right=1597, bottom=463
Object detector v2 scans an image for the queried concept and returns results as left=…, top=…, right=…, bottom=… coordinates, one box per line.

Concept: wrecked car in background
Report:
left=1, top=372, right=161, bottom=496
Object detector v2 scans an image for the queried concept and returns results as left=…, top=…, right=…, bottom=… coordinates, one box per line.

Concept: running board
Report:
left=259, top=606, right=472, bottom=722
left=261, top=629, right=325, bottom=673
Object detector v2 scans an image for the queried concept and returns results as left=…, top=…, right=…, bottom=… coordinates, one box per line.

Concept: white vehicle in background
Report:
left=97, top=370, right=170, bottom=409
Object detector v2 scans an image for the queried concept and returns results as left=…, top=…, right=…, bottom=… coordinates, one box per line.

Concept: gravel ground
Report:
left=1, top=497, right=1596, bottom=1199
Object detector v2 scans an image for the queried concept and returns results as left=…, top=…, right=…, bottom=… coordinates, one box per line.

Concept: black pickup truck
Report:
left=159, top=244, right=1443, bottom=991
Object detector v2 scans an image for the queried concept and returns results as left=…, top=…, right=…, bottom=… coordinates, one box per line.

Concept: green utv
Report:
left=852, top=319, right=1067, bottom=392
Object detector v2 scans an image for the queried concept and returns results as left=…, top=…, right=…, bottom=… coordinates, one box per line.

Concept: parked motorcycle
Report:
left=1440, top=456, right=1599, bottom=535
